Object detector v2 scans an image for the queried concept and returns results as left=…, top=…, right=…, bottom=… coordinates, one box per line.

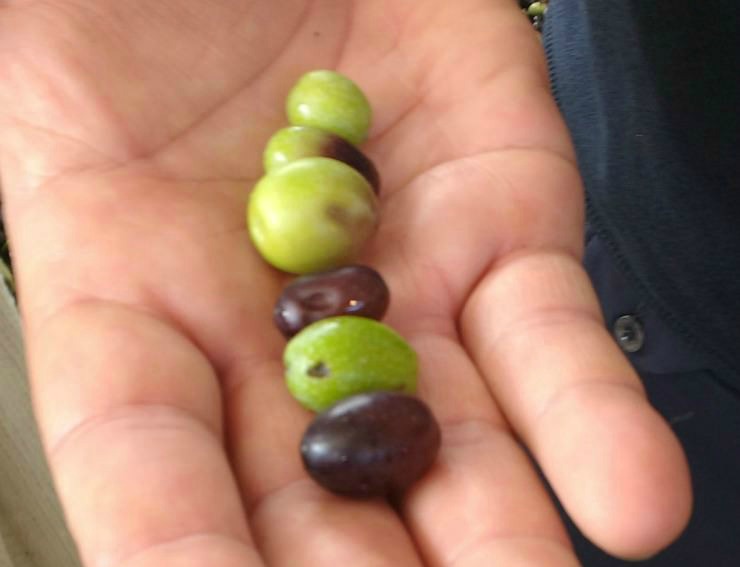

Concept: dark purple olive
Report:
left=274, top=265, right=390, bottom=338
left=300, top=392, right=441, bottom=498
left=263, top=126, right=381, bottom=194
left=324, top=134, right=381, bottom=194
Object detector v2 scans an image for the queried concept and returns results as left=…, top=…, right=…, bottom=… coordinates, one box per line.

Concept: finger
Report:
left=347, top=254, right=574, bottom=566
left=462, top=251, right=692, bottom=558
left=28, top=301, right=263, bottom=567
left=225, top=353, right=426, bottom=566
left=396, top=333, right=581, bottom=567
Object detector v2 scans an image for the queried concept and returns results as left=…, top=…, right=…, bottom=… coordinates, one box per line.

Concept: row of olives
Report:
left=247, top=70, right=441, bottom=498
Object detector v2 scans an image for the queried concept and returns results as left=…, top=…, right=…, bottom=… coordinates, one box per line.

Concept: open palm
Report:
left=0, top=1, right=691, bottom=565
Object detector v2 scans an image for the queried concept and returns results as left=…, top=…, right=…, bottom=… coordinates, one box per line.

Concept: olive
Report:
left=284, top=316, right=417, bottom=412
left=247, top=157, right=378, bottom=274
left=286, top=70, right=372, bottom=146
left=274, top=265, right=390, bottom=338
left=527, top=2, right=547, bottom=17
left=264, top=126, right=380, bottom=193
left=301, top=392, right=441, bottom=498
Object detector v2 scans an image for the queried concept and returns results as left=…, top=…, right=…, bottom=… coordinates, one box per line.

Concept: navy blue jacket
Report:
left=545, top=1, right=740, bottom=565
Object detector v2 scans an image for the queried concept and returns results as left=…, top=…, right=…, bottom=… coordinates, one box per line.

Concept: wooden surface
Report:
left=0, top=284, right=81, bottom=567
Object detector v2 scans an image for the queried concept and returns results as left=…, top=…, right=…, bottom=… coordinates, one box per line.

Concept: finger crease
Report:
left=245, top=476, right=317, bottom=517
left=115, top=531, right=259, bottom=567
left=534, top=379, right=646, bottom=438
left=47, top=402, right=220, bottom=463
left=447, top=534, right=574, bottom=567
left=439, top=417, right=512, bottom=449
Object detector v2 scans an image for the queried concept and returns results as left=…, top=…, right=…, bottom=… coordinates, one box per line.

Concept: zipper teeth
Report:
left=541, top=9, right=560, bottom=106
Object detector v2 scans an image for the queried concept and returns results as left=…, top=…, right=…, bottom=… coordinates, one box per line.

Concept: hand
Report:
left=0, top=1, right=691, bottom=565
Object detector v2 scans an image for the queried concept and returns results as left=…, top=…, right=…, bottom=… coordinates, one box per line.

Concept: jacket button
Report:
left=613, top=314, right=645, bottom=353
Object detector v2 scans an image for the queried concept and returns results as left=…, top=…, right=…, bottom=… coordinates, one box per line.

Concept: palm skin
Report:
left=0, top=1, right=691, bottom=566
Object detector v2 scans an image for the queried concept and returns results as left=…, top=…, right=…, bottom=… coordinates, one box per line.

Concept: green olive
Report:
left=284, top=316, right=418, bottom=412
left=247, top=157, right=378, bottom=274
left=286, top=70, right=372, bottom=146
